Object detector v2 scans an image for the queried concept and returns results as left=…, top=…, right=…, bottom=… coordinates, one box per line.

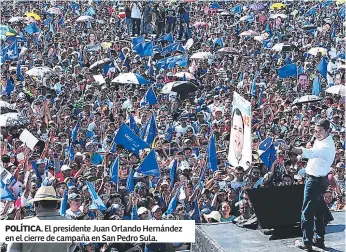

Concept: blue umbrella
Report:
left=111, top=73, right=150, bottom=85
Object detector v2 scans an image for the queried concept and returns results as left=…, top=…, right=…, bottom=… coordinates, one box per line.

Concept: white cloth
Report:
left=300, top=135, right=335, bottom=177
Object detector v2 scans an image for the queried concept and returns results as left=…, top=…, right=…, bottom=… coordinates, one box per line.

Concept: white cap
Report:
left=151, top=205, right=161, bottom=213
left=137, top=207, right=148, bottom=215
left=203, top=211, right=221, bottom=222
left=61, top=165, right=71, bottom=172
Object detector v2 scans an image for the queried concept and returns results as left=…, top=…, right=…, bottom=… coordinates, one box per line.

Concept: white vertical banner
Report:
left=228, top=92, right=252, bottom=170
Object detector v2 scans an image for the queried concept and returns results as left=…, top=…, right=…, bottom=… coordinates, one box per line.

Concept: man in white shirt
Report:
left=131, top=3, right=141, bottom=36
left=282, top=120, right=335, bottom=252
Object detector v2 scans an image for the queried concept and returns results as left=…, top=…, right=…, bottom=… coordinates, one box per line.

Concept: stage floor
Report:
left=193, top=211, right=345, bottom=252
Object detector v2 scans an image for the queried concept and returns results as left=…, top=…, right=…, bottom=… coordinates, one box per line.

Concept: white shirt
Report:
left=300, top=135, right=335, bottom=177
left=131, top=4, right=141, bottom=19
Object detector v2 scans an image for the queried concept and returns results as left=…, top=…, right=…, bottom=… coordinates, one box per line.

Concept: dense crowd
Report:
left=0, top=0, right=345, bottom=251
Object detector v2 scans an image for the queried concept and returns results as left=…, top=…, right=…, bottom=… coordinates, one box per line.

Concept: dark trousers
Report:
left=166, top=20, right=175, bottom=33
left=301, top=175, right=329, bottom=246
left=132, top=18, right=141, bottom=36
left=156, top=21, right=165, bottom=37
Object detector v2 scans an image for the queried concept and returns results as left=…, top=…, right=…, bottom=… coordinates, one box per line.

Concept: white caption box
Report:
left=0, top=220, right=195, bottom=243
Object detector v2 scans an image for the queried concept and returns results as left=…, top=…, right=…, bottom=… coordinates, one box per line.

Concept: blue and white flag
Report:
left=87, top=181, right=106, bottom=211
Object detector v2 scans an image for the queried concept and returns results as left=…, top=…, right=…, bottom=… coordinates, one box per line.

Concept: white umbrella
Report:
left=47, top=7, right=62, bottom=15
left=271, top=43, right=294, bottom=52
left=0, top=101, right=17, bottom=113
left=0, top=113, right=28, bottom=127
left=89, top=58, right=112, bottom=70
left=174, top=72, right=196, bottom=80
left=8, top=17, right=25, bottom=23
left=239, top=30, right=258, bottom=36
left=191, top=52, right=211, bottom=59
left=76, top=16, right=94, bottom=22
left=325, top=85, right=346, bottom=96
left=240, top=15, right=251, bottom=21
left=25, top=66, right=53, bottom=76
left=307, top=47, right=327, bottom=56
left=293, top=95, right=322, bottom=104
left=111, top=73, right=149, bottom=85
left=269, top=14, right=288, bottom=19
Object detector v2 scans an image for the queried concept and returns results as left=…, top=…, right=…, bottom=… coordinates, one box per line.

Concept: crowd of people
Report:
left=0, top=0, right=345, bottom=251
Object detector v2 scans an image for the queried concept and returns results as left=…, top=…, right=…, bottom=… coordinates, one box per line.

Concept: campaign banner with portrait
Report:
left=228, top=92, right=252, bottom=170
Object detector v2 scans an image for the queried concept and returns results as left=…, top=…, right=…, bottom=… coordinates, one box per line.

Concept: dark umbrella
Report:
left=302, top=24, right=317, bottom=30
left=161, top=81, right=198, bottom=95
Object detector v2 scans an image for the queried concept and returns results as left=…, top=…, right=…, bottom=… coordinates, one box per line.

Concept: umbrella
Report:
left=119, top=12, right=126, bottom=18
left=217, top=47, right=238, bottom=54
left=239, top=30, right=258, bottom=36
left=8, top=17, right=25, bottom=23
left=240, top=15, right=251, bottom=21
left=193, top=22, right=209, bottom=28
left=270, top=14, right=288, bottom=19
left=292, top=95, right=322, bottom=104
left=191, top=52, right=211, bottom=59
left=89, top=58, right=112, bottom=70
left=25, top=67, right=53, bottom=77
left=325, top=85, right=346, bottom=97
left=271, top=43, right=294, bottom=52
left=270, top=3, right=286, bottom=10
left=24, top=12, right=40, bottom=21
left=336, top=0, right=346, bottom=5
left=220, top=11, right=231, bottom=16
left=47, top=7, right=62, bottom=15
left=307, top=47, right=327, bottom=56
left=76, top=16, right=94, bottom=22
left=161, top=81, right=198, bottom=94
left=0, top=113, right=29, bottom=127
left=249, top=3, right=265, bottom=11
left=0, top=25, right=16, bottom=36
left=303, top=24, right=318, bottom=30
left=0, top=101, right=17, bottom=114
left=254, top=33, right=269, bottom=42
left=174, top=72, right=196, bottom=80
left=111, top=73, right=150, bottom=85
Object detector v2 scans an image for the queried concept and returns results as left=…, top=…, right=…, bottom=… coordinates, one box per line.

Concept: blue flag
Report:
left=278, top=64, right=297, bottom=79
left=58, top=16, right=64, bottom=27
left=251, top=78, right=256, bottom=96
left=210, top=2, right=222, bottom=9
left=110, top=156, right=119, bottom=184
left=312, top=76, right=321, bottom=96
left=0, top=181, right=14, bottom=201
left=156, top=33, right=174, bottom=43
left=129, top=114, right=140, bottom=134
left=49, top=22, right=55, bottom=35
left=258, top=138, right=276, bottom=168
left=305, top=6, right=316, bottom=17
left=207, top=134, right=217, bottom=171
left=263, top=39, right=272, bottom=49
left=161, top=42, right=185, bottom=57
left=1, top=42, right=19, bottom=63
left=71, top=119, right=79, bottom=144
left=140, top=114, right=158, bottom=146
left=5, top=78, right=14, bottom=96
left=126, top=168, right=135, bottom=193
left=25, top=23, right=40, bottom=34
left=265, top=22, right=272, bottom=37
left=193, top=198, right=201, bottom=224
left=135, top=42, right=153, bottom=57
left=59, top=189, right=67, bottom=216
left=140, top=87, right=157, bottom=107
left=194, top=165, right=207, bottom=191
left=84, top=6, right=96, bottom=16
left=320, top=0, right=332, bottom=8
left=232, top=4, right=242, bottom=14
left=31, top=161, right=43, bottom=187
left=132, top=36, right=145, bottom=46
left=316, top=57, right=327, bottom=79
left=87, top=181, right=106, bottom=211
left=136, top=150, right=160, bottom=177
left=169, top=160, right=177, bottom=189
left=115, top=123, right=149, bottom=155
left=17, top=64, right=24, bottom=81
left=167, top=184, right=183, bottom=214
left=339, top=6, right=345, bottom=19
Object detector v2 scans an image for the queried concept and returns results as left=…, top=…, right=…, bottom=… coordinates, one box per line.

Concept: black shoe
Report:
left=295, top=240, right=313, bottom=252
left=313, top=239, right=325, bottom=250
